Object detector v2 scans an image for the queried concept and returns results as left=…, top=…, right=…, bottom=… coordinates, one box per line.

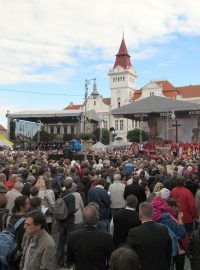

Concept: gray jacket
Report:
left=20, top=229, right=56, bottom=270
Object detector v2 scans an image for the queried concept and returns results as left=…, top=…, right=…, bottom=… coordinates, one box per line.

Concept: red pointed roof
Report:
left=113, top=38, right=132, bottom=69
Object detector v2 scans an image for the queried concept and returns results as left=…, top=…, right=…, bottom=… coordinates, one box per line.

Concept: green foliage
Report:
left=101, top=129, right=110, bottom=145
left=127, top=129, right=148, bottom=142
left=33, top=131, right=54, bottom=142
left=80, top=133, right=93, bottom=140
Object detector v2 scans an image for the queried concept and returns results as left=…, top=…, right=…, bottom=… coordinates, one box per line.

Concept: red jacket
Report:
left=170, top=186, right=197, bottom=224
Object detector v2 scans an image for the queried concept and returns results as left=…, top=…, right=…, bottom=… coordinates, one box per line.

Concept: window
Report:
left=132, top=120, right=135, bottom=128
left=117, top=97, right=121, bottom=108
left=115, top=120, right=119, bottom=131
left=135, top=121, right=140, bottom=128
left=57, top=127, right=60, bottom=134
left=94, top=101, right=96, bottom=106
left=123, top=77, right=125, bottom=81
left=50, top=127, right=54, bottom=134
left=103, top=120, right=108, bottom=129
left=113, top=78, right=115, bottom=82
left=120, top=120, right=123, bottom=130
left=150, top=92, right=154, bottom=96
left=64, top=127, right=67, bottom=134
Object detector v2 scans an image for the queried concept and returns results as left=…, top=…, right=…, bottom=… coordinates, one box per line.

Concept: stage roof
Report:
left=112, top=96, right=200, bottom=119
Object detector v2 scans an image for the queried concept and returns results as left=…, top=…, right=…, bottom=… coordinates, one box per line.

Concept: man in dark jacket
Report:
left=57, top=177, right=76, bottom=267
left=111, top=195, right=141, bottom=248
left=88, top=178, right=111, bottom=221
left=127, top=202, right=172, bottom=270
left=124, top=174, right=146, bottom=211
left=67, top=205, right=113, bottom=270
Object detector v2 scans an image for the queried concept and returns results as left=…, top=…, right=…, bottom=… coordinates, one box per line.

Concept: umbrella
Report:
left=0, top=135, right=14, bottom=149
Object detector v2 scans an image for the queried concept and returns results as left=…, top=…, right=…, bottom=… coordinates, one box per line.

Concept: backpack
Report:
left=53, top=194, right=72, bottom=221
left=0, top=217, right=25, bottom=265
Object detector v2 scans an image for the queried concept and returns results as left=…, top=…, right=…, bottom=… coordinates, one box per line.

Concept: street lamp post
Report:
left=84, top=78, right=96, bottom=160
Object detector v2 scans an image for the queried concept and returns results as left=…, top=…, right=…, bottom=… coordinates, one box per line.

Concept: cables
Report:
left=0, top=88, right=83, bottom=97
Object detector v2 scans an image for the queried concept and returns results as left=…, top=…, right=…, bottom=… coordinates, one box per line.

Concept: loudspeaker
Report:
left=10, top=121, right=16, bottom=140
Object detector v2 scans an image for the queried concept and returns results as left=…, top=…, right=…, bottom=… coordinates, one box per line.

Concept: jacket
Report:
left=6, top=189, right=22, bottom=214
left=38, top=188, right=55, bottom=223
left=152, top=197, right=186, bottom=239
left=20, top=229, right=56, bottom=270
left=127, top=221, right=172, bottom=270
left=73, top=192, right=84, bottom=224
left=88, top=186, right=111, bottom=220
left=108, top=181, right=126, bottom=209
left=124, top=183, right=146, bottom=211
left=170, top=186, right=197, bottom=223
left=112, top=208, right=141, bottom=248
left=188, top=226, right=200, bottom=270
left=67, top=225, right=113, bottom=270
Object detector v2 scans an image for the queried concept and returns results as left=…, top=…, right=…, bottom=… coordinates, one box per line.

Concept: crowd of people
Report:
left=0, top=147, right=200, bottom=270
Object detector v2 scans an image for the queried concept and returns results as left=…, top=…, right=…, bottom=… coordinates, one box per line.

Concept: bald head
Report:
left=82, top=205, right=99, bottom=226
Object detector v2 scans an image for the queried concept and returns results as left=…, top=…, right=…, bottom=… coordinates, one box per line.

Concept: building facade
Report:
left=65, top=37, right=200, bottom=142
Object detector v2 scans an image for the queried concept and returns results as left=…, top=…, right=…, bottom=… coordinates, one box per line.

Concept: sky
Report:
left=0, top=0, right=200, bottom=128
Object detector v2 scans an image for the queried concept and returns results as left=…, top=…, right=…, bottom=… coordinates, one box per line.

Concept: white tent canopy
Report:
left=111, top=140, right=131, bottom=148
left=92, top=141, right=108, bottom=152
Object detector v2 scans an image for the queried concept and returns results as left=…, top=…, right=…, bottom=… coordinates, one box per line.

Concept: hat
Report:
left=160, top=188, right=170, bottom=200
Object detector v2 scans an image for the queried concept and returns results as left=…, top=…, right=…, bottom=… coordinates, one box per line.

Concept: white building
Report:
left=65, top=38, right=141, bottom=141
left=65, top=37, right=200, bottom=141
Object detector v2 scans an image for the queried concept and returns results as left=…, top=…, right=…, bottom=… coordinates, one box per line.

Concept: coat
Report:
left=112, top=208, right=141, bottom=248
left=88, top=186, right=111, bottom=220
left=6, top=189, right=22, bottom=214
left=20, top=229, right=56, bottom=270
left=67, top=225, right=113, bottom=270
left=73, top=192, right=84, bottom=224
left=38, top=188, right=55, bottom=223
left=127, top=221, right=172, bottom=270
left=170, top=186, right=197, bottom=224
left=108, top=181, right=126, bottom=209
left=124, top=183, right=146, bottom=211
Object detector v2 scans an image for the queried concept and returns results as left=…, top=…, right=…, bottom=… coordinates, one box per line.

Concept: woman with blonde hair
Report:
left=148, top=182, right=163, bottom=202
left=36, top=175, right=55, bottom=233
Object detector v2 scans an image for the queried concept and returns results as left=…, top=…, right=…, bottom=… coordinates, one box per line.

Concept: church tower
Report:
left=108, top=37, right=137, bottom=109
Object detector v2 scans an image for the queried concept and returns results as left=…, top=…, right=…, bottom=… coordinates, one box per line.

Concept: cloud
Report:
left=0, top=0, right=199, bottom=84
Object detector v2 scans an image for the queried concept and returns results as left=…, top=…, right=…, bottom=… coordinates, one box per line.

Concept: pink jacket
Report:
left=152, top=197, right=174, bottom=221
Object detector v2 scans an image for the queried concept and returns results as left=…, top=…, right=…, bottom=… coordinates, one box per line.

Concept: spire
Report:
left=91, top=78, right=100, bottom=98
left=113, top=37, right=132, bottom=69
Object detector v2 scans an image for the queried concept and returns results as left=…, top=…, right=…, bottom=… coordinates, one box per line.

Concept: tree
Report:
left=101, top=129, right=110, bottom=145
left=33, top=131, right=54, bottom=142
left=127, top=129, right=148, bottom=142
